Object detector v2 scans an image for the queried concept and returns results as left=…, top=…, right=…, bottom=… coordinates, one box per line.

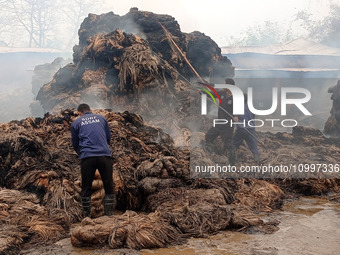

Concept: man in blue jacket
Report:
left=71, top=103, right=114, bottom=217
left=233, top=95, right=260, bottom=163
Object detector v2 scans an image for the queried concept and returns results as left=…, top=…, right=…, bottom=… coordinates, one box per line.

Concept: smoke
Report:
left=232, top=77, right=334, bottom=132
left=120, top=10, right=147, bottom=40
left=76, top=10, right=147, bottom=49
left=223, top=39, right=340, bottom=131
left=0, top=51, right=72, bottom=123
left=0, top=88, right=32, bottom=123
left=2, top=6, right=336, bottom=141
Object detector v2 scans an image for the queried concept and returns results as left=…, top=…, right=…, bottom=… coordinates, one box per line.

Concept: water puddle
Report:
left=141, top=197, right=340, bottom=255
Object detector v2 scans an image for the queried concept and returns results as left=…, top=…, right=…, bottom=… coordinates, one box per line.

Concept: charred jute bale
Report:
left=138, top=177, right=185, bottom=195
left=70, top=187, right=267, bottom=249
left=42, top=177, right=82, bottom=223
left=118, top=43, right=161, bottom=93
left=74, top=9, right=234, bottom=78
left=160, top=202, right=233, bottom=237
left=151, top=188, right=259, bottom=237
left=136, top=156, right=187, bottom=178
left=33, top=9, right=234, bottom=141
left=287, top=178, right=340, bottom=195
left=292, top=126, right=324, bottom=137
left=108, top=211, right=182, bottom=249
left=36, top=29, right=153, bottom=113
left=71, top=211, right=182, bottom=249
left=185, top=31, right=234, bottom=82
left=135, top=156, right=190, bottom=195
left=90, top=170, right=105, bottom=218
left=190, top=178, right=237, bottom=204
left=75, top=10, right=187, bottom=71
left=145, top=188, right=227, bottom=212
left=0, top=225, right=28, bottom=255
left=0, top=188, right=69, bottom=254
left=234, top=179, right=284, bottom=212
left=329, top=193, right=340, bottom=202
left=0, top=125, right=83, bottom=223
left=70, top=216, right=113, bottom=247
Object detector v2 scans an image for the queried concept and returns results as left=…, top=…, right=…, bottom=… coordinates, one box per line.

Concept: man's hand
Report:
left=233, top=116, right=239, bottom=122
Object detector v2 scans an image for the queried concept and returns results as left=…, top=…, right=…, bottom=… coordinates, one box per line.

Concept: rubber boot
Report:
left=81, top=197, right=91, bottom=218
left=104, top=194, right=115, bottom=216
left=228, top=149, right=236, bottom=166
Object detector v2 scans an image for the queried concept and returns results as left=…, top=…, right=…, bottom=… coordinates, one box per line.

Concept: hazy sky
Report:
left=101, top=0, right=334, bottom=46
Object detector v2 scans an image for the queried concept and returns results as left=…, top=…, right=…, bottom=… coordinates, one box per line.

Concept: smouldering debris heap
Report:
left=1, top=110, right=339, bottom=252
left=324, top=80, right=340, bottom=137
left=31, top=8, right=234, bottom=140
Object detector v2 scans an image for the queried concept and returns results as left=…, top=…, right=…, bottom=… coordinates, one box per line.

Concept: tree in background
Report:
left=6, top=0, right=57, bottom=47
left=236, top=21, right=295, bottom=46
left=0, top=0, right=15, bottom=46
left=297, top=3, right=340, bottom=47
left=0, top=0, right=104, bottom=50
left=56, top=0, right=101, bottom=50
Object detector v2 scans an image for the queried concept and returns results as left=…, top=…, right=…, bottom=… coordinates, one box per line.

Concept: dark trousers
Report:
left=206, top=125, right=234, bottom=153
left=233, top=128, right=259, bottom=155
left=80, top=156, right=114, bottom=197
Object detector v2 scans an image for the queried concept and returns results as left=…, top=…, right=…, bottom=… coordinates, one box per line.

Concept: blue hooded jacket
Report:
left=237, top=103, right=255, bottom=129
left=71, top=112, right=111, bottom=159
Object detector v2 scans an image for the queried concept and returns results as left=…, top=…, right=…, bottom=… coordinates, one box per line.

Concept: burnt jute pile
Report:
left=1, top=109, right=339, bottom=253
